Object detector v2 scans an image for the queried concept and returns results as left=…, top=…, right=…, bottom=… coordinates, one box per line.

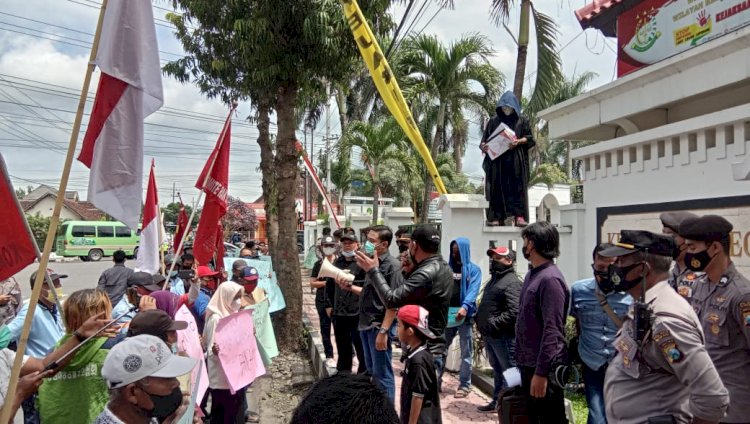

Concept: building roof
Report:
left=20, top=192, right=104, bottom=220
left=575, top=0, right=641, bottom=36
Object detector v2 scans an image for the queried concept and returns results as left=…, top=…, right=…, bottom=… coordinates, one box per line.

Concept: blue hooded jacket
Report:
left=496, top=91, right=522, bottom=116
left=448, top=238, right=482, bottom=317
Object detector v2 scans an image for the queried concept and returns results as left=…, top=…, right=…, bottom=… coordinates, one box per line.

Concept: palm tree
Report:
left=340, top=118, right=410, bottom=223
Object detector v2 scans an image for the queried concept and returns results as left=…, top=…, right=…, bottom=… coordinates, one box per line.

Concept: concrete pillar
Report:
left=559, top=204, right=587, bottom=284
left=349, top=213, right=371, bottom=243
left=329, top=216, right=345, bottom=231
left=303, top=221, right=319, bottom=253
left=383, top=207, right=414, bottom=256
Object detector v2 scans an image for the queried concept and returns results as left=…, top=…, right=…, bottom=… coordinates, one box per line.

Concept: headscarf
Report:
left=206, top=282, right=243, bottom=319
left=149, top=291, right=182, bottom=319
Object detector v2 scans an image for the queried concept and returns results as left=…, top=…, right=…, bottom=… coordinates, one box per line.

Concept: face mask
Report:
left=142, top=386, right=183, bottom=421
left=341, top=250, right=355, bottom=258
left=522, top=245, right=531, bottom=260
left=398, top=244, right=408, bottom=253
left=46, top=287, right=64, bottom=303
left=491, top=261, right=511, bottom=273
left=684, top=249, right=713, bottom=272
left=171, top=344, right=178, bottom=354
left=232, top=299, right=242, bottom=312
left=322, top=247, right=336, bottom=256
left=501, top=106, right=513, bottom=116
left=243, top=283, right=257, bottom=294
left=608, top=262, right=644, bottom=292
left=592, top=266, right=613, bottom=294
left=364, top=241, right=376, bottom=255
left=409, top=247, right=418, bottom=266
left=169, top=271, right=178, bottom=278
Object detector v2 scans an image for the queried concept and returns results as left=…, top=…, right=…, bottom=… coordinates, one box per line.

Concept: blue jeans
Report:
left=582, top=362, right=608, bottom=424
left=359, top=328, right=395, bottom=401
left=440, top=320, right=473, bottom=390
left=484, top=333, right=516, bottom=404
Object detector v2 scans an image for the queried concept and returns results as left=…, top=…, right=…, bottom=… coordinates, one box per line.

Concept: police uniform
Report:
left=600, top=231, right=729, bottom=424
left=682, top=215, right=750, bottom=423
left=660, top=211, right=700, bottom=299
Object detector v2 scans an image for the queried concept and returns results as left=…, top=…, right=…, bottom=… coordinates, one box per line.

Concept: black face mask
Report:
left=491, top=261, right=511, bottom=274
left=608, top=262, right=644, bottom=292
left=142, top=386, right=183, bottom=422
left=522, top=245, right=531, bottom=260
left=684, top=249, right=712, bottom=272
left=398, top=244, right=408, bottom=253
left=592, top=265, right=613, bottom=294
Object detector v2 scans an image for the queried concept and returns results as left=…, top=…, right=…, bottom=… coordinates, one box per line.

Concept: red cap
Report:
left=196, top=266, right=219, bottom=278
left=487, top=246, right=511, bottom=257
left=397, top=305, right=436, bottom=339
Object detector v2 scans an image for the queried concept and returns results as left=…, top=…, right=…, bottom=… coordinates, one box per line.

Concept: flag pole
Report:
left=0, top=1, right=109, bottom=422
left=151, top=159, right=166, bottom=275
left=162, top=102, right=237, bottom=289
left=173, top=191, right=185, bottom=256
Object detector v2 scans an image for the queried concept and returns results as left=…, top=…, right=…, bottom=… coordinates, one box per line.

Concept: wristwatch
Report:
left=378, top=327, right=388, bottom=335
left=73, top=330, right=85, bottom=342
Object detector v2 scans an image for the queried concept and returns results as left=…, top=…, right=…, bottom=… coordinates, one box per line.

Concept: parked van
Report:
left=55, top=221, right=140, bottom=261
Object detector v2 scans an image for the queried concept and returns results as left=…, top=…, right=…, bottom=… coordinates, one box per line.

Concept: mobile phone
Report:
left=178, top=269, right=195, bottom=280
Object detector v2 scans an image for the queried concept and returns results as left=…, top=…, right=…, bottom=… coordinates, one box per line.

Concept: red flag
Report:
left=173, top=202, right=189, bottom=256
left=192, top=113, right=231, bottom=265
left=0, top=156, right=37, bottom=281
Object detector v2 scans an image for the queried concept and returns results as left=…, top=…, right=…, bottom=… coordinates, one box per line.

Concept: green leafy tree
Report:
left=165, top=0, right=392, bottom=351
left=26, top=213, right=51, bottom=250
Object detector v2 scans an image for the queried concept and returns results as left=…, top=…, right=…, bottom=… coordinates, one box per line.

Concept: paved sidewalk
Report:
left=302, top=280, right=498, bottom=423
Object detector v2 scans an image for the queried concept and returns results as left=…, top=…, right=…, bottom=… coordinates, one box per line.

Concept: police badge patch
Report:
left=740, top=301, right=750, bottom=327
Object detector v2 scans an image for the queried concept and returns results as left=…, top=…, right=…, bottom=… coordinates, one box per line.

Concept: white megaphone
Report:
left=318, top=258, right=355, bottom=282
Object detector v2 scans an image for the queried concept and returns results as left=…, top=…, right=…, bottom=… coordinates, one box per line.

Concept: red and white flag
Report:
left=135, top=159, right=160, bottom=273
left=192, top=113, right=232, bottom=266
left=77, top=0, right=164, bottom=229
left=173, top=200, right=190, bottom=256
left=0, top=155, right=37, bottom=282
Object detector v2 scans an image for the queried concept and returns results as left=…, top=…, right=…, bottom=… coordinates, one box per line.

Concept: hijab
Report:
left=149, top=291, right=181, bottom=319
left=206, top=282, right=243, bottom=319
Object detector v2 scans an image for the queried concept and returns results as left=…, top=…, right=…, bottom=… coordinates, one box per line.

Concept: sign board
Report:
left=598, top=196, right=750, bottom=276
left=214, top=310, right=266, bottom=394
left=174, top=305, right=209, bottom=410
left=617, top=0, right=750, bottom=76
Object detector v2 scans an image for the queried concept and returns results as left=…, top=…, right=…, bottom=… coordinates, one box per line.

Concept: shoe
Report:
left=515, top=217, right=528, bottom=227
left=477, top=402, right=497, bottom=412
left=325, top=358, right=336, bottom=369
left=503, top=217, right=515, bottom=226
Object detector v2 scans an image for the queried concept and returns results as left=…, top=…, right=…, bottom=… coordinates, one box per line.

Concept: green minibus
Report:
left=55, top=221, right=140, bottom=261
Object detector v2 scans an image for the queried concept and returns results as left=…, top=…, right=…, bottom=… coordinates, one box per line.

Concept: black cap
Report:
left=29, top=269, right=68, bottom=287
left=151, top=274, right=166, bottom=286
left=128, top=272, right=162, bottom=292
left=659, top=211, right=699, bottom=234
left=339, top=231, right=359, bottom=242
left=599, top=230, right=676, bottom=258
left=679, top=215, right=733, bottom=242
left=411, top=225, right=441, bottom=251
left=320, top=235, right=336, bottom=245
left=127, top=309, right=188, bottom=339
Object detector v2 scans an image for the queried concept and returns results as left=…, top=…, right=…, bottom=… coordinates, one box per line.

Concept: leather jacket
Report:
left=367, top=255, right=452, bottom=356
left=475, top=267, right=522, bottom=338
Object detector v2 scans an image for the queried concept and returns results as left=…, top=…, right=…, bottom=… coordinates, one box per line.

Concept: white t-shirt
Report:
left=0, top=348, right=28, bottom=408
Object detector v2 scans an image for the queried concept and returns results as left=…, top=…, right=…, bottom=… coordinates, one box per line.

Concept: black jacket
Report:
left=368, top=255, right=452, bottom=356
left=359, top=251, right=403, bottom=331
left=475, top=267, right=522, bottom=338
left=332, top=255, right=366, bottom=317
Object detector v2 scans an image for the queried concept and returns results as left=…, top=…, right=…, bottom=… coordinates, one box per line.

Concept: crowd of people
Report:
left=0, top=243, right=277, bottom=424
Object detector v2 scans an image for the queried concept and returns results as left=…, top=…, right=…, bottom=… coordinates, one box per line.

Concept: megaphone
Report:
left=318, top=258, right=354, bottom=282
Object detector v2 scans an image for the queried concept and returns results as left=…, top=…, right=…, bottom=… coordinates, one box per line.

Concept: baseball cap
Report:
left=487, top=246, right=515, bottom=261
left=397, top=305, right=436, bottom=339
left=197, top=266, right=220, bottom=278
left=29, top=268, right=68, bottom=287
left=320, top=235, right=336, bottom=245
left=127, top=310, right=188, bottom=339
left=599, top=230, right=676, bottom=258
left=241, top=266, right=259, bottom=282
left=339, top=229, right=358, bottom=242
left=127, top=272, right=162, bottom=292
left=411, top=225, right=440, bottom=251
left=102, top=335, right=197, bottom=389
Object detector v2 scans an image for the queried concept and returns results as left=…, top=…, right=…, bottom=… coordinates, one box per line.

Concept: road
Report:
left=14, top=259, right=115, bottom=300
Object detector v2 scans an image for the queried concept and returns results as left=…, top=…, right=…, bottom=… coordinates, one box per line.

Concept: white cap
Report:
left=102, top=335, right=197, bottom=388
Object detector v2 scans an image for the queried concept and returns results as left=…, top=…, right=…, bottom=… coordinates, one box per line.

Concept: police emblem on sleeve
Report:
left=659, top=340, right=683, bottom=364
left=123, top=354, right=142, bottom=373
left=741, top=301, right=750, bottom=327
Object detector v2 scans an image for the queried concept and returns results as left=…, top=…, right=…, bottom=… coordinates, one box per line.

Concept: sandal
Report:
left=246, top=412, right=260, bottom=423
left=454, top=388, right=470, bottom=398
left=486, top=221, right=500, bottom=227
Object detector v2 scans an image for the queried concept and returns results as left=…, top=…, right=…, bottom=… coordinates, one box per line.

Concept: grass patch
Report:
left=566, top=392, right=588, bottom=424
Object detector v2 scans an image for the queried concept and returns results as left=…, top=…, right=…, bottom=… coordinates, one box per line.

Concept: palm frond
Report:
left=525, top=7, right=563, bottom=120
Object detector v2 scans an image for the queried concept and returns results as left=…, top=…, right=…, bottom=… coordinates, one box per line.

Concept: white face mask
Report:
left=341, top=250, right=356, bottom=258
left=232, top=299, right=242, bottom=312
left=322, top=247, right=336, bottom=256
left=501, top=106, right=514, bottom=116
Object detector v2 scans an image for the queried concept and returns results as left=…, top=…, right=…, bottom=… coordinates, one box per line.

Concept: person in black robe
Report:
left=480, top=91, right=535, bottom=226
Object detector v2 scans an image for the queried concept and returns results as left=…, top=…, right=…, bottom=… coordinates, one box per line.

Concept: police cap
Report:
left=599, top=230, right=676, bottom=258
left=679, top=214, right=733, bottom=242
left=659, top=211, right=698, bottom=234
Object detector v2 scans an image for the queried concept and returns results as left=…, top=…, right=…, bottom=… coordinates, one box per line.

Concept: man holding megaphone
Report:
left=310, top=236, right=340, bottom=369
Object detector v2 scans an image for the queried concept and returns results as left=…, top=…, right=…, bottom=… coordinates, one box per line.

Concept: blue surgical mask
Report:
left=341, top=250, right=356, bottom=258
left=364, top=241, right=376, bottom=255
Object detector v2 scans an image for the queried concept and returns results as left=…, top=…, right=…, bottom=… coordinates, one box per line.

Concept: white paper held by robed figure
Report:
left=485, top=122, right=516, bottom=160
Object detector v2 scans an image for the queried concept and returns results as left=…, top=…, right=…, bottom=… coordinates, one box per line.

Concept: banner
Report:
left=295, top=141, right=340, bottom=228
left=223, top=257, right=286, bottom=313
left=617, top=0, right=750, bottom=76
left=340, top=0, right=447, bottom=195
left=175, top=305, right=208, bottom=409
left=214, top=310, right=266, bottom=394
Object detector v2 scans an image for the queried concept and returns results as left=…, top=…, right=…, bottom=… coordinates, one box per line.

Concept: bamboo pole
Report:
left=0, top=1, right=109, bottom=421
left=1, top=155, right=66, bottom=328
left=162, top=103, right=237, bottom=290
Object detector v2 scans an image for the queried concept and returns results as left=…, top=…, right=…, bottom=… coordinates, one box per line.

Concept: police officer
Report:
left=660, top=211, right=700, bottom=299
left=600, top=230, right=728, bottom=424
left=681, top=215, right=750, bottom=423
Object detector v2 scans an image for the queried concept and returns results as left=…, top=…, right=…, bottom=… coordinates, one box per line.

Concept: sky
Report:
left=0, top=0, right=618, bottom=207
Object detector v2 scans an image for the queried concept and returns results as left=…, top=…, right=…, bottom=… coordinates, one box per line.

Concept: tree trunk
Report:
left=513, top=0, right=531, bottom=100
left=454, top=142, right=463, bottom=175
left=271, top=83, right=303, bottom=353
left=256, top=101, right=278, bottom=252
left=372, top=163, right=379, bottom=224
left=566, top=140, right=573, bottom=179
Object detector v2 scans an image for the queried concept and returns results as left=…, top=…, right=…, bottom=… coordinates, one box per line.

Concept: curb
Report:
left=302, top=312, right=333, bottom=380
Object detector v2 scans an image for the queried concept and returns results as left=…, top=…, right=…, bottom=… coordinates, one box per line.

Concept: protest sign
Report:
left=485, top=123, right=515, bottom=160
left=223, top=257, right=286, bottom=313
left=214, top=309, right=266, bottom=394
left=175, top=305, right=208, bottom=408
left=246, top=295, right=278, bottom=366
left=175, top=361, right=203, bottom=424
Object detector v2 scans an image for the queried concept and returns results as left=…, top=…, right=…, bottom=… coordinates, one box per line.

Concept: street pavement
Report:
left=14, top=259, right=112, bottom=297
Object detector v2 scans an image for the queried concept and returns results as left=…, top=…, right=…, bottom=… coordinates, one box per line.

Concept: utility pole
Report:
left=172, top=182, right=176, bottom=204
left=303, top=125, right=309, bottom=221
left=325, top=83, right=331, bottom=193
